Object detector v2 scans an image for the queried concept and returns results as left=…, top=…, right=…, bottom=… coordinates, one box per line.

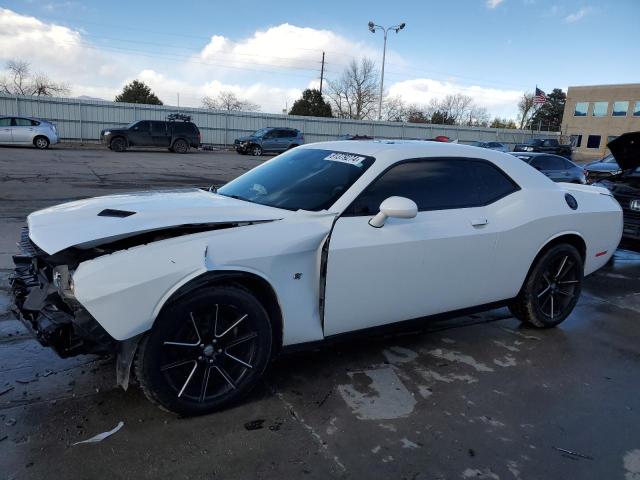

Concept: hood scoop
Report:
left=98, top=209, right=136, bottom=218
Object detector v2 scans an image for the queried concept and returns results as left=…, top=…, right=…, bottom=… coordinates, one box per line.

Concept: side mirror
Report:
left=369, top=196, right=418, bottom=228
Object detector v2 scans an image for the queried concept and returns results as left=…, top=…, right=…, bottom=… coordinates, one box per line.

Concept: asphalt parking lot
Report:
left=1, top=145, right=640, bottom=480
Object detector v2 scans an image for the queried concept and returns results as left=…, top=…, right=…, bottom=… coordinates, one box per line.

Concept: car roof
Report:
left=301, top=140, right=554, bottom=189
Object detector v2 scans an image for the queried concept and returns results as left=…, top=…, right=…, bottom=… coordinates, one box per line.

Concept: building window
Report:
left=587, top=135, right=601, bottom=149
left=574, top=102, right=588, bottom=116
left=591, top=102, right=608, bottom=117
left=612, top=101, right=629, bottom=117
left=570, top=134, right=582, bottom=148
left=634, top=101, right=640, bottom=117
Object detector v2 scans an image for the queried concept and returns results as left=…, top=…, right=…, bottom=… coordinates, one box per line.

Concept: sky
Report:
left=0, top=0, right=638, bottom=119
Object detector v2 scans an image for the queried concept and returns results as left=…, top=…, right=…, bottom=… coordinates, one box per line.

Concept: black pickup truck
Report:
left=513, top=138, right=572, bottom=159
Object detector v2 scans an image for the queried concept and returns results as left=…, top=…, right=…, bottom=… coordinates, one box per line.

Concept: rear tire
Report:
left=172, top=139, right=189, bottom=154
left=135, top=285, right=273, bottom=416
left=34, top=136, right=49, bottom=149
left=110, top=137, right=127, bottom=152
left=509, top=244, right=583, bottom=328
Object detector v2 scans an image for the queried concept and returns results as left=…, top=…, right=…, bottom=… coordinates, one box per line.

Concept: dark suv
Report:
left=234, top=127, right=304, bottom=156
left=101, top=118, right=200, bottom=153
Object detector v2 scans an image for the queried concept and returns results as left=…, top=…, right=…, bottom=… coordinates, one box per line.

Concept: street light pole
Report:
left=368, top=21, right=405, bottom=121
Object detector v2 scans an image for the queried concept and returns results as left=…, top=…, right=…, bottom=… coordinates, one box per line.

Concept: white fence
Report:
left=0, top=93, right=558, bottom=147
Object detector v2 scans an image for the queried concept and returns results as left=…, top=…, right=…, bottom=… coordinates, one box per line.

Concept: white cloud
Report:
left=564, top=7, right=592, bottom=23
left=486, top=0, right=505, bottom=8
left=388, top=78, right=523, bottom=119
left=0, top=7, right=519, bottom=118
left=196, top=23, right=381, bottom=74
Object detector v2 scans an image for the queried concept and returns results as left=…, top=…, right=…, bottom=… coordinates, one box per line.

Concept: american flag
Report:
left=534, top=87, right=547, bottom=104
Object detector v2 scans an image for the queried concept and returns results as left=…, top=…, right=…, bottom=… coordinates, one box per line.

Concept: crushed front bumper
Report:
left=10, top=228, right=116, bottom=358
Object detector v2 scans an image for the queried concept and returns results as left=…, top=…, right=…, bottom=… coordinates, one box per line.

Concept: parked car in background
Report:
left=12, top=140, right=624, bottom=415
left=100, top=116, right=200, bottom=153
left=513, top=138, right=572, bottom=159
left=511, top=152, right=586, bottom=184
left=584, top=154, right=621, bottom=183
left=0, top=116, right=58, bottom=149
left=470, top=141, right=509, bottom=152
left=234, top=127, right=304, bottom=156
left=339, top=134, right=374, bottom=141
left=593, top=132, right=640, bottom=241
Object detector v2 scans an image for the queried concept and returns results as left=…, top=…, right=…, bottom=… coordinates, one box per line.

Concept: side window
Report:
left=542, top=156, right=566, bottom=170
left=347, top=159, right=517, bottom=216
left=470, top=162, right=519, bottom=204
left=132, top=121, right=150, bottom=132
left=151, top=121, right=166, bottom=134
left=14, top=118, right=33, bottom=127
left=0, top=118, right=11, bottom=126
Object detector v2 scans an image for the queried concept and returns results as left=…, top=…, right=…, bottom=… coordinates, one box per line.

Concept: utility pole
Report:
left=177, top=92, right=180, bottom=108
left=319, top=51, right=325, bottom=94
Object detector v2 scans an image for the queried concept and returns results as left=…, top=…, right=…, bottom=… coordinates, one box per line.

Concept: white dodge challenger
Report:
left=11, top=140, right=624, bottom=415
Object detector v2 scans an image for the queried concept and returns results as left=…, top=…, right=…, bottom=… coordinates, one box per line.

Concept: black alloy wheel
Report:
left=509, top=244, right=583, bottom=328
left=135, top=286, right=272, bottom=416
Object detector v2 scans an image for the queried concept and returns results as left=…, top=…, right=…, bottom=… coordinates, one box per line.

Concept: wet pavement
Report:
left=1, top=146, right=639, bottom=479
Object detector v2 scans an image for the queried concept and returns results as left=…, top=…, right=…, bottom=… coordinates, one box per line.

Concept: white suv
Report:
left=0, top=116, right=59, bottom=149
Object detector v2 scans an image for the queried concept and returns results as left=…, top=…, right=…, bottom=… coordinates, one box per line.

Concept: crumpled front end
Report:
left=10, top=227, right=116, bottom=358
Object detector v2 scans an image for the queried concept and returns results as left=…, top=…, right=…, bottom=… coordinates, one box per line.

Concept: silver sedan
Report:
left=0, top=116, right=59, bottom=149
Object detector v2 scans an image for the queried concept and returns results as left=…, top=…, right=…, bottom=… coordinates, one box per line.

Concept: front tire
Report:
left=250, top=145, right=263, bottom=156
left=34, top=136, right=50, bottom=149
left=110, top=137, right=127, bottom=152
left=135, top=285, right=273, bottom=416
left=509, top=244, right=583, bottom=328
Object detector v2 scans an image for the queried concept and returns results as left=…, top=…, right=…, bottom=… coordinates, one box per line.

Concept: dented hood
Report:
left=608, top=132, right=640, bottom=171
left=27, top=188, right=291, bottom=254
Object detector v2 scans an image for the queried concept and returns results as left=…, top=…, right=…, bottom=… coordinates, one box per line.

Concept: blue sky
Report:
left=1, top=0, right=638, bottom=118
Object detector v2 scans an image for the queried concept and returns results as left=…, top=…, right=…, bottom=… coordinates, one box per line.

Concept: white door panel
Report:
left=324, top=207, right=497, bottom=336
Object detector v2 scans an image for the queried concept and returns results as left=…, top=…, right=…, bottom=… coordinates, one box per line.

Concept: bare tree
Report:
left=464, top=105, right=490, bottom=127
left=326, top=58, right=379, bottom=120
left=381, top=95, right=407, bottom=122
left=0, top=60, right=69, bottom=96
left=202, top=90, right=260, bottom=112
left=517, top=93, right=535, bottom=129
left=437, top=94, right=475, bottom=124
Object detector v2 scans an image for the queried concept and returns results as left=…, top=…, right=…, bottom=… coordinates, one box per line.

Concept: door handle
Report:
left=471, top=218, right=489, bottom=227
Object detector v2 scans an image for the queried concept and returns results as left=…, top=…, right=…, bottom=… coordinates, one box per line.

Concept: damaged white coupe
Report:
left=11, top=140, right=626, bottom=415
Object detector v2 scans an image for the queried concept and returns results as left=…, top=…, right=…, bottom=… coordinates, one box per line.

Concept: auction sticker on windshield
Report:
left=324, top=152, right=367, bottom=166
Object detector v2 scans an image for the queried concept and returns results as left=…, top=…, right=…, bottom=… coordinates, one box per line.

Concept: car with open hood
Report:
left=584, top=154, right=621, bottom=183
left=11, top=140, right=623, bottom=416
left=593, top=132, right=640, bottom=240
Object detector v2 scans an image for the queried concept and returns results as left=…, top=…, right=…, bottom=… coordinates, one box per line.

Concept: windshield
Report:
left=252, top=128, right=269, bottom=137
left=217, top=148, right=375, bottom=211
left=126, top=121, right=140, bottom=129
left=602, top=154, right=617, bottom=164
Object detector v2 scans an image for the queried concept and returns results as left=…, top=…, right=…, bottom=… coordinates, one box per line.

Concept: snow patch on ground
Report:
left=382, top=346, right=419, bottom=364
left=338, top=367, right=417, bottom=420
left=624, top=449, right=640, bottom=480
left=426, top=348, right=494, bottom=372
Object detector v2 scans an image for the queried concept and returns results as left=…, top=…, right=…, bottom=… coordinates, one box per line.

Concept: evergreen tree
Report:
left=289, top=89, right=332, bottom=117
left=115, top=80, right=163, bottom=105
